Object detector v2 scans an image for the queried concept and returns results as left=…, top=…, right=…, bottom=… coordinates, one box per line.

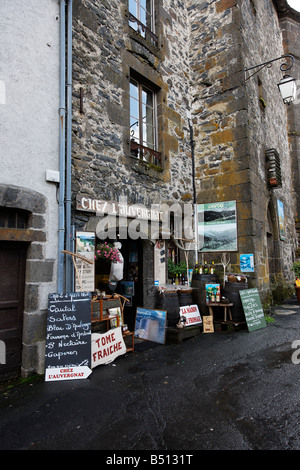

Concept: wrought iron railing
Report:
left=128, top=13, right=158, bottom=47
left=130, top=140, right=162, bottom=167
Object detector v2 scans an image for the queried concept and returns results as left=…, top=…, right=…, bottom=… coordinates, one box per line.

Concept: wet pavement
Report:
left=1, top=299, right=300, bottom=453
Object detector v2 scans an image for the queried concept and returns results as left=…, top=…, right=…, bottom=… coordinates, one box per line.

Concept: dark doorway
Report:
left=94, top=238, right=143, bottom=331
left=0, top=242, right=26, bottom=381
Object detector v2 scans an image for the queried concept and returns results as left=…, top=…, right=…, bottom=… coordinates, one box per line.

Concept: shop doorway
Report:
left=0, top=242, right=26, bottom=381
left=95, top=238, right=143, bottom=331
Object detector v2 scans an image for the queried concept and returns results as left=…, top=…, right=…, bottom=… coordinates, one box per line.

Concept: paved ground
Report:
left=1, top=299, right=300, bottom=456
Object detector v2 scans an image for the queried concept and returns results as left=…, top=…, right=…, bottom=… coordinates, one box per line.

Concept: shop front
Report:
left=75, top=194, right=164, bottom=333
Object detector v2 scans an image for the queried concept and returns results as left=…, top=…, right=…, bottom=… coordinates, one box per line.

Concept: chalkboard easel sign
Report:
left=239, top=288, right=267, bottom=332
left=45, top=292, right=92, bottom=381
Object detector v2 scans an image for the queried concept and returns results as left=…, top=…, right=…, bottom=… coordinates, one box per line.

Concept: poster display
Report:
left=240, top=254, right=254, bottom=272
left=45, top=292, right=92, bottom=381
left=277, top=199, right=285, bottom=240
left=134, top=307, right=167, bottom=344
left=205, top=284, right=221, bottom=303
left=75, top=231, right=95, bottom=292
left=198, top=200, right=237, bottom=252
left=203, top=315, right=214, bottom=333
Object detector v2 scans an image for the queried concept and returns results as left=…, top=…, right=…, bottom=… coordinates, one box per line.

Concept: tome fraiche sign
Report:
left=179, top=304, right=202, bottom=326
left=91, top=327, right=126, bottom=367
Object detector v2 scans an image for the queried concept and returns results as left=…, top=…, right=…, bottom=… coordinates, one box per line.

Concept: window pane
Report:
left=140, top=0, right=147, bottom=10
left=140, top=6, right=146, bottom=27
left=130, top=117, right=140, bottom=143
left=143, top=123, right=155, bottom=148
left=129, top=0, right=137, bottom=16
left=130, top=80, right=138, bottom=100
left=142, top=87, right=153, bottom=107
left=130, top=96, right=139, bottom=120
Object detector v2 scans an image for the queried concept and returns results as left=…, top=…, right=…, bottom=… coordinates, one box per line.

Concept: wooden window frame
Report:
left=129, top=74, right=162, bottom=166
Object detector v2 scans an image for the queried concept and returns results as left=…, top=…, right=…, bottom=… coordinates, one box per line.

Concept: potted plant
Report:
left=94, top=242, right=122, bottom=263
left=168, top=259, right=187, bottom=278
left=292, top=262, right=300, bottom=302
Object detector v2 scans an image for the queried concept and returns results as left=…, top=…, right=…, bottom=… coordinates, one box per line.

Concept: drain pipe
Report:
left=58, top=0, right=66, bottom=293
left=65, top=0, right=73, bottom=292
left=188, top=112, right=198, bottom=264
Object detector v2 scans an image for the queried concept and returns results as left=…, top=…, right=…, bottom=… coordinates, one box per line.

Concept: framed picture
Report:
left=75, top=231, right=95, bottom=292
left=108, top=307, right=123, bottom=327
left=277, top=199, right=285, bottom=240
left=205, top=284, right=221, bottom=303
left=198, top=201, right=237, bottom=252
left=240, top=254, right=254, bottom=272
left=120, top=281, right=135, bottom=296
left=134, top=307, right=167, bottom=344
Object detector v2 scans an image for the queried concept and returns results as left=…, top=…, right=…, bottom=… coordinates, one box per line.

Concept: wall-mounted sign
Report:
left=198, top=200, right=237, bottom=252
left=277, top=199, right=285, bottom=240
left=76, top=194, right=161, bottom=221
left=240, top=254, right=254, bottom=272
left=75, top=231, right=95, bottom=292
left=45, top=292, right=92, bottom=381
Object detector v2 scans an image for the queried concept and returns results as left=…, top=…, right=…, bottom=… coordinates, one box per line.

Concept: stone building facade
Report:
left=189, top=0, right=299, bottom=301
left=72, top=0, right=300, bottom=317
left=1, top=0, right=299, bottom=379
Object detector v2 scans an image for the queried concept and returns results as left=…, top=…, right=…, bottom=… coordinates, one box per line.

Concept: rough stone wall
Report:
left=241, top=0, right=296, bottom=291
left=188, top=0, right=297, bottom=298
left=72, top=0, right=193, bottom=217
left=278, top=9, right=300, bottom=256
left=72, top=0, right=298, bottom=301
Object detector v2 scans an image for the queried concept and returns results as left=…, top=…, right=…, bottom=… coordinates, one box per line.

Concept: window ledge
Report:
left=129, top=155, right=164, bottom=178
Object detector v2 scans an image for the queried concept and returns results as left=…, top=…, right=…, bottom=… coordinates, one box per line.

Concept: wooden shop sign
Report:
left=76, top=194, right=161, bottom=221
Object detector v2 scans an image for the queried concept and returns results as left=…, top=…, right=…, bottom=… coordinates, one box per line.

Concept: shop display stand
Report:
left=91, top=296, right=134, bottom=353
left=207, top=302, right=234, bottom=322
left=207, top=302, right=246, bottom=330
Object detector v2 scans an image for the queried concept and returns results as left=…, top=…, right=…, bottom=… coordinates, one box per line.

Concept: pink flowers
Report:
left=94, top=242, right=122, bottom=263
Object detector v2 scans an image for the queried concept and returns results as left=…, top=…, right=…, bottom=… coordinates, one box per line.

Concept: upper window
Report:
left=130, top=76, right=161, bottom=166
left=129, top=0, right=158, bottom=46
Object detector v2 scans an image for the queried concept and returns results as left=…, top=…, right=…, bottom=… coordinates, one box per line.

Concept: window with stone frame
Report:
left=130, top=75, right=161, bottom=166
left=128, top=0, right=158, bottom=46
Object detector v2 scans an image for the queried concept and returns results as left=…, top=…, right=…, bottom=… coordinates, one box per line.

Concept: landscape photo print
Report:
left=198, top=200, right=237, bottom=252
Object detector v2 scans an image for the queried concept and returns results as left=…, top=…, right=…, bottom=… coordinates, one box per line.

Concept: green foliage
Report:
left=292, top=262, right=300, bottom=278
left=168, top=259, right=187, bottom=276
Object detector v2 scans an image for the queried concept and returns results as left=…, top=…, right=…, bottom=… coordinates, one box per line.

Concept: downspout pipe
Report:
left=58, top=0, right=66, bottom=293
left=188, top=116, right=198, bottom=264
left=66, top=0, right=73, bottom=292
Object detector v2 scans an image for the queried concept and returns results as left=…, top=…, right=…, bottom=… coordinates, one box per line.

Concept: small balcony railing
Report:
left=130, top=140, right=162, bottom=167
left=128, top=13, right=158, bottom=47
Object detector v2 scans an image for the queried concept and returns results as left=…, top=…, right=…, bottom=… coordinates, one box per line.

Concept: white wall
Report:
left=0, top=0, right=60, bottom=260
